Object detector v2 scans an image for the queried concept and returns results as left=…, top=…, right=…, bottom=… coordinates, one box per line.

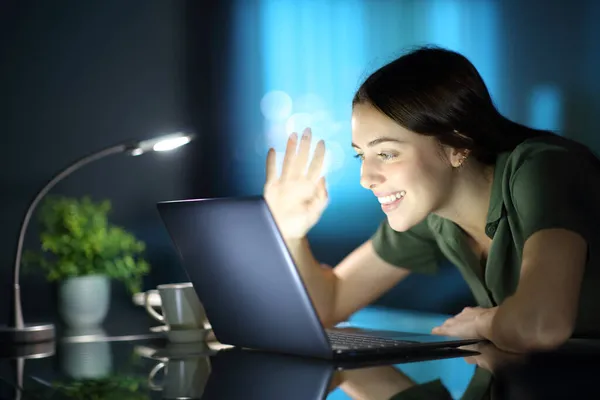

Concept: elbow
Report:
left=496, top=319, right=574, bottom=353
left=321, top=273, right=343, bottom=329
left=521, top=321, right=573, bottom=352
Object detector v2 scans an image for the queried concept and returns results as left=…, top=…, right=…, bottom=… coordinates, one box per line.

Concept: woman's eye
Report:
left=354, top=153, right=397, bottom=161
left=378, top=153, right=397, bottom=161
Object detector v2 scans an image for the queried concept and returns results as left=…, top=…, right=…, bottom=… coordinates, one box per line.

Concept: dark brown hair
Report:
left=353, top=46, right=553, bottom=164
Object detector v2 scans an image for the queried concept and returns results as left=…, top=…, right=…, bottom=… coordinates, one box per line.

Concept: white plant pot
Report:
left=58, top=275, right=110, bottom=328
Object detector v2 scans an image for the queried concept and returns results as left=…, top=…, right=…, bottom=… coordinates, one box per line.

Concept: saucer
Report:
left=150, top=325, right=211, bottom=343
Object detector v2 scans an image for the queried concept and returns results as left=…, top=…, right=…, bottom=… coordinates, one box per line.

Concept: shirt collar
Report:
left=486, top=151, right=510, bottom=226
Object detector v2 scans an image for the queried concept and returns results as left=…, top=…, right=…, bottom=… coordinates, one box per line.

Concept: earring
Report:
left=456, top=151, right=470, bottom=168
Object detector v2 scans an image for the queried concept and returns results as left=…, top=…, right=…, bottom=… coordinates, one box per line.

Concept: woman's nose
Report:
left=360, top=163, right=384, bottom=190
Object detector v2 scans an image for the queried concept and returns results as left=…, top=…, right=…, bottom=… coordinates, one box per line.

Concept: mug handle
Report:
left=144, top=290, right=165, bottom=323
left=148, top=362, right=165, bottom=391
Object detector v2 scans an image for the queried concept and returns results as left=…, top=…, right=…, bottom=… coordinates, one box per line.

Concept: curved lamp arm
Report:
left=10, top=132, right=194, bottom=332
left=12, top=143, right=128, bottom=329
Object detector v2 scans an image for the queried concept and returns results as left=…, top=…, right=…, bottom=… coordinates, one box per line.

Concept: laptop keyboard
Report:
left=326, top=331, right=412, bottom=351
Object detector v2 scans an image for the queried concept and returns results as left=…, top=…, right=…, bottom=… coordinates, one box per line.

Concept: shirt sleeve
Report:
left=370, top=216, right=443, bottom=275
left=511, top=148, right=600, bottom=243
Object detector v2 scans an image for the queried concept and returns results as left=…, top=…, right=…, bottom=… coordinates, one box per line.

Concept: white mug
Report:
left=144, top=283, right=206, bottom=331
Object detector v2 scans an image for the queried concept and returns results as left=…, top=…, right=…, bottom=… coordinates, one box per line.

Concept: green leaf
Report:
left=22, top=195, right=151, bottom=293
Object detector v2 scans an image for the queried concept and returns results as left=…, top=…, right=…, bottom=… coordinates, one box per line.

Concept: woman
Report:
left=263, top=46, right=600, bottom=353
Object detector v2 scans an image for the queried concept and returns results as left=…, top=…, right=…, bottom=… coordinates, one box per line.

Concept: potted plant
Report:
left=23, top=195, right=151, bottom=328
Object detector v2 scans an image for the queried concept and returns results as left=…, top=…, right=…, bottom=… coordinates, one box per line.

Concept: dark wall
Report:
left=0, top=0, right=228, bottom=322
left=498, top=0, right=597, bottom=145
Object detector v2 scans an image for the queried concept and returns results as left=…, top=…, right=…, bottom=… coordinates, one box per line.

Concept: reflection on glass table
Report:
left=0, top=338, right=476, bottom=399
left=0, top=306, right=481, bottom=399
left=3, top=306, right=600, bottom=399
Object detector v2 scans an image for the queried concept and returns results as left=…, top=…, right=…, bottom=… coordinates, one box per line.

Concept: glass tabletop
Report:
left=2, top=306, right=600, bottom=399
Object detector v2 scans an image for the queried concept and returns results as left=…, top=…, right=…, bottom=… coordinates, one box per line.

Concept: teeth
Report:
left=377, top=191, right=406, bottom=204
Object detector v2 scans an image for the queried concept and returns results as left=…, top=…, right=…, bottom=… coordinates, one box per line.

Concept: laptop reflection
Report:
left=201, top=346, right=476, bottom=400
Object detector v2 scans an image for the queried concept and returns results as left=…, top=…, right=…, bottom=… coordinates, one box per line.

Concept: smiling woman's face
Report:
left=351, top=103, right=458, bottom=231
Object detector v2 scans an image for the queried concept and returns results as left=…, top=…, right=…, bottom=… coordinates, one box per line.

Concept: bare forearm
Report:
left=285, top=237, right=338, bottom=326
left=480, top=297, right=573, bottom=353
left=485, top=229, right=585, bottom=353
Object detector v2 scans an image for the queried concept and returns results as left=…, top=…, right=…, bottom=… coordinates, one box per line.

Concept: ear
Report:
left=450, top=148, right=470, bottom=168
left=448, top=130, right=473, bottom=168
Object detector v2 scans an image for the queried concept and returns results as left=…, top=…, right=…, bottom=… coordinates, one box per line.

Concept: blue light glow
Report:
left=245, top=0, right=503, bottom=242
left=528, top=85, right=563, bottom=133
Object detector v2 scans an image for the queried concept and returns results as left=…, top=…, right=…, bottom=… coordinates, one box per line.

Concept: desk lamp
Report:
left=0, top=132, right=195, bottom=344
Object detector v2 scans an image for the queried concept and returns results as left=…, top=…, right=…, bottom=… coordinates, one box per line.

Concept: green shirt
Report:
left=371, top=134, right=600, bottom=336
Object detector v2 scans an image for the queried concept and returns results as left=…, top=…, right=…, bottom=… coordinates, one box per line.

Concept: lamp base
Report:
left=0, top=339, right=55, bottom=359
left=0, top=323, right=55, bottom=345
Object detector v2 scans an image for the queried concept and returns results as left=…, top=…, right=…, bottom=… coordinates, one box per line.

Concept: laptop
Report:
left=156, top=195, right=482, bottom=360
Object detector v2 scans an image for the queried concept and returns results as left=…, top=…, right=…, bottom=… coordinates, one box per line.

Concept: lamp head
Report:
left=127, top=132, right=195, bottom=156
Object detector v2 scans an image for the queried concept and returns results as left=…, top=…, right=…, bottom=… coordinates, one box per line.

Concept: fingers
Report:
left=279, top=128, right=325, bottom=181
left=265, top=148, right=277, bottom=184
left=307, top=139, right=326, bottom=181
left=280, top=132, right=298, bottom=179
left=293, top=128, right=312, bottom=177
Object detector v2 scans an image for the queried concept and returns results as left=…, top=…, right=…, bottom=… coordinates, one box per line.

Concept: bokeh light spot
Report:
left=260, top=90, right=293, bottom=121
